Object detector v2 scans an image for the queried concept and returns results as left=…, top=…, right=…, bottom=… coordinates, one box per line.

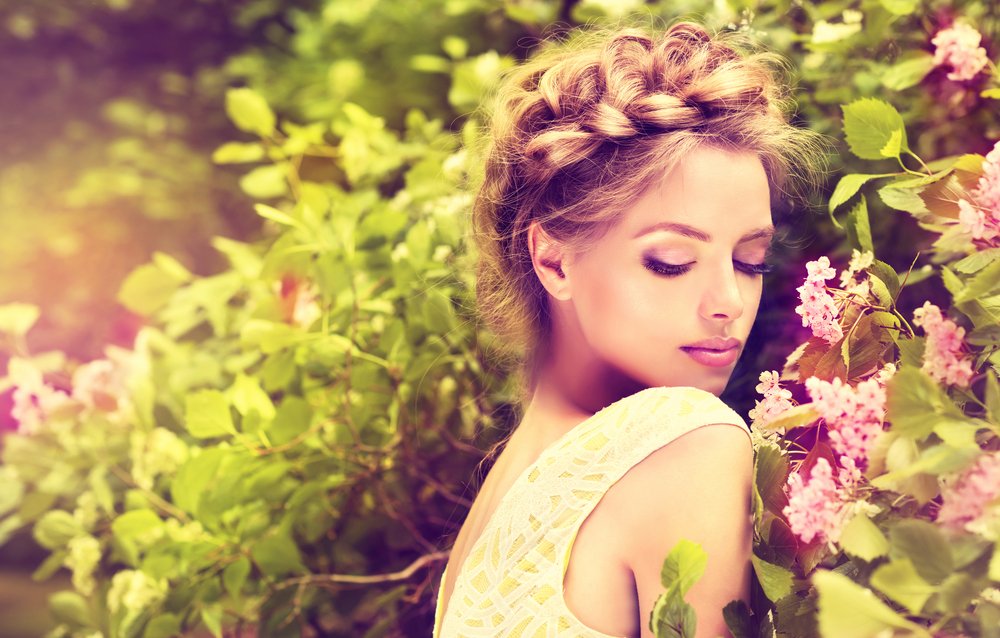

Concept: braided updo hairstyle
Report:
left=469, top=19, right=832, bottom=409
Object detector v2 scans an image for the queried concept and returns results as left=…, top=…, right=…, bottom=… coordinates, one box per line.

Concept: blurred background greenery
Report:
left=0, top=0, right=996, bottom=635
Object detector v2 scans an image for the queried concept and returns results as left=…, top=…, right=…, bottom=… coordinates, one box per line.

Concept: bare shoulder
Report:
left=606, top=418, right=755, bottom=638
left=606, top=420, right=753, bottom=526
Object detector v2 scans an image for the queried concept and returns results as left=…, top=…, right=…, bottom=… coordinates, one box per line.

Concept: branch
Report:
left=272, top=550, right=450, bottom=590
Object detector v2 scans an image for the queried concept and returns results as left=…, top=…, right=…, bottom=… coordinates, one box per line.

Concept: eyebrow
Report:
left=632, top=221, right=776, bottom=244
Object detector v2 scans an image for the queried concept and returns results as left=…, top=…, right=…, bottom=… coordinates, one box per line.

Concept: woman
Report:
left=434, top=18, right=829, bottom=638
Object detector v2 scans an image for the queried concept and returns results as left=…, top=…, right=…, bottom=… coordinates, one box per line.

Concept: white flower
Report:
left=73, top=491, right=100, bottom=532
left=130, top=428, right=189, bottom=491
left=838, top=249, right=874, bottom=287
left=64, top=535, right=102, bottom=596
left=106, top=570, right=167, bottom=615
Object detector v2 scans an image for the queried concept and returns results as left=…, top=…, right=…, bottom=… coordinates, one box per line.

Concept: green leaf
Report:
left=986, top=371, right=1000, bottom=423
left=240, top=319, right=302, bottom=355
left=225, top=88, right=276, bottom=137
left=32, top=549, right=68, bottom=581
left=659, top=538, right=707, bottom=597
left=869, top=558, right=936, bottom=614
left=117, top=259, right=189, bottom=316
left=49, top=590, right=94, bottom=628
left=269, top=396, right=314, bottom=446
left=953, top=247, right=1000, bottom=274
left=886, top=366, right=967, bottom=440
left=171, top=447, right=226, bottom=516
left=888, top=520, right=954, bottom=585
left=828, top=174, right=895, bottom=221
left=722, top=599, right=753, bottom=638
left=211, top=141, right=265, bottom=164
left=757, top=403, right=820, bottom=432
left=0, top=467, right=24, bottom=517
left=878, top=0, right=919, bottom=15
left=845, top=195, right=874, bottom=253
left=878, top=183, right=927, bottom=213
left=650, top=587, right=697, bottom=638
left=842, top=98, right=908, bottom=160
left=223, top=556, right=251, bottom=600
left=879, top=129, right=903, bottom=159
left=990, top=543, right=1000, bottom=582
left=753, top=442, right=790, bottom=516
left=239, top=164, right=288, bottom=199
left=112, top=509, right=165, bottom=545
left=839, top=513, right=889, bottom=561
left=200, top=603, right=223, bottom=638
left=955, top=258, right=1000, bottom=303
left=933, top=572, right=980, bottom=615
left=33, top=510, right=84, bottom=550
left=254, top=203, right=308, bottom=232
left=813, top=569, right=932, bottom=637
left=881, top=53, right=935, bottom=90
left=0, top=302, right=40, bottom=336
left=750, top=554, right=794, bottom=602
left=940, top=266, right=964, bottom=298
left=251, top=525, right=306, bottom=577
left=229, top=373, right=276, bottom=428
left=185, top=390, right=235, bottom=439
left=143, top=613, right=182, bottom=638
left=868, top=260, right=901, bottom=300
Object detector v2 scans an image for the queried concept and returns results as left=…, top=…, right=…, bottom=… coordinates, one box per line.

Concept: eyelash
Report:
left=643, top=258, right=775, bottom=277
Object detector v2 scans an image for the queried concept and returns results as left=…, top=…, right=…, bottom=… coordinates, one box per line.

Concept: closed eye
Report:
left=643, top=258, right=774, bottom=277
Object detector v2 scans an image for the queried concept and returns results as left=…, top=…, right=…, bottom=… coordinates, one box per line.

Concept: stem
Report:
left=272, top=550, right=449, bottom=589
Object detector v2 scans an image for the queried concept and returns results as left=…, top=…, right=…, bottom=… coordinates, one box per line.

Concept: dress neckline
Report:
left=436, top=385, right=676, bottom=634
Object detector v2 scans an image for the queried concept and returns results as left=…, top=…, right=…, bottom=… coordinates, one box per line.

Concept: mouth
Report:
left=679, top=345, right=740, bottom=367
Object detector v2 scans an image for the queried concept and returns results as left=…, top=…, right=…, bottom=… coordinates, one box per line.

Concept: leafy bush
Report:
left=1, top=1, right=999, bottom=637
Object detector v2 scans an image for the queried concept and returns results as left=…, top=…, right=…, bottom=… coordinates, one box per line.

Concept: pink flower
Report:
left=277, top=275, right=322, bottom=328
left=783, top=457, right=851, bottom=546
left=72, top=359, right=125, bottom=412
left=912, top=302, right=975, bottom=387
left=748, top=370, right=794, bottom=425
left=804, top=376, right=886, bottom=469
left=957, top=139, right=1000, bottom=246
left=931, top=22, right=990, bottom=82
left=795, top=257, right=844, bottom=345
left=8, top=360, right=73, bottom=435
left=936, top=452, right=1000, bottom=537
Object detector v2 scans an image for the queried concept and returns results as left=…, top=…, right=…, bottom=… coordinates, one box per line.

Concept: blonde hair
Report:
left=469, top=18, right=832, bottom=415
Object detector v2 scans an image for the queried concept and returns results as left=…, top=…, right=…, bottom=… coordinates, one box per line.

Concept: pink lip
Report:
left=680, top=345, right=739, bottom=367
left=683, top=336, right=741, bottom=350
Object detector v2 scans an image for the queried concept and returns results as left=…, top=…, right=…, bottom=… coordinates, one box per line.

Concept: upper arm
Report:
left=618, top=422, right=754, bottom=638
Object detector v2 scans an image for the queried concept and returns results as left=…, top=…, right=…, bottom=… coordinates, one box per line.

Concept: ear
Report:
left=527, top=220, right=572, bottom=301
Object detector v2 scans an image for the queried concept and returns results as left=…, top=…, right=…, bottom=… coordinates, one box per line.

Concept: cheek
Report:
left=573, top=264, right=683, bottom=345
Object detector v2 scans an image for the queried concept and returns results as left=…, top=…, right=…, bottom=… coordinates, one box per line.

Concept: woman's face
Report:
left=560, top=145, right=774, bottom=396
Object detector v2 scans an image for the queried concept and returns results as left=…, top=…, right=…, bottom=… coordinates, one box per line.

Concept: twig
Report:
left=272, top=550, right=449, bottom=589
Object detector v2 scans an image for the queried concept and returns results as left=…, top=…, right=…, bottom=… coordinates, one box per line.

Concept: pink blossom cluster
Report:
left=803, top=376, right=886, bottom=469
left=931, top=22, right=990, bottom=82
left=72, top=359, right=128, bottom=412
left=795, top=257, right=844, bottom=345
left=936, top=452, right=1000, bottom=537
left=748, top=370, right=794, bottom=425
left=911, top=302, right=975, bottom=387
left=783, top=457, right=855, bottom=546
left=9, top=360, right=73, bottom=435
left=957, top=139, right=1000, bottom=245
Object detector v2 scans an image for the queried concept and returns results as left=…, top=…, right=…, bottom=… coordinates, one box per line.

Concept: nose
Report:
left=700, top=262, right=745, bottom=322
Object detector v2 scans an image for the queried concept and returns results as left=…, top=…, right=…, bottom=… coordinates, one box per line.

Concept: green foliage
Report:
left=651, top=539, right=707, bottom=638
left=2, top=0, right=1000, bottom=637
